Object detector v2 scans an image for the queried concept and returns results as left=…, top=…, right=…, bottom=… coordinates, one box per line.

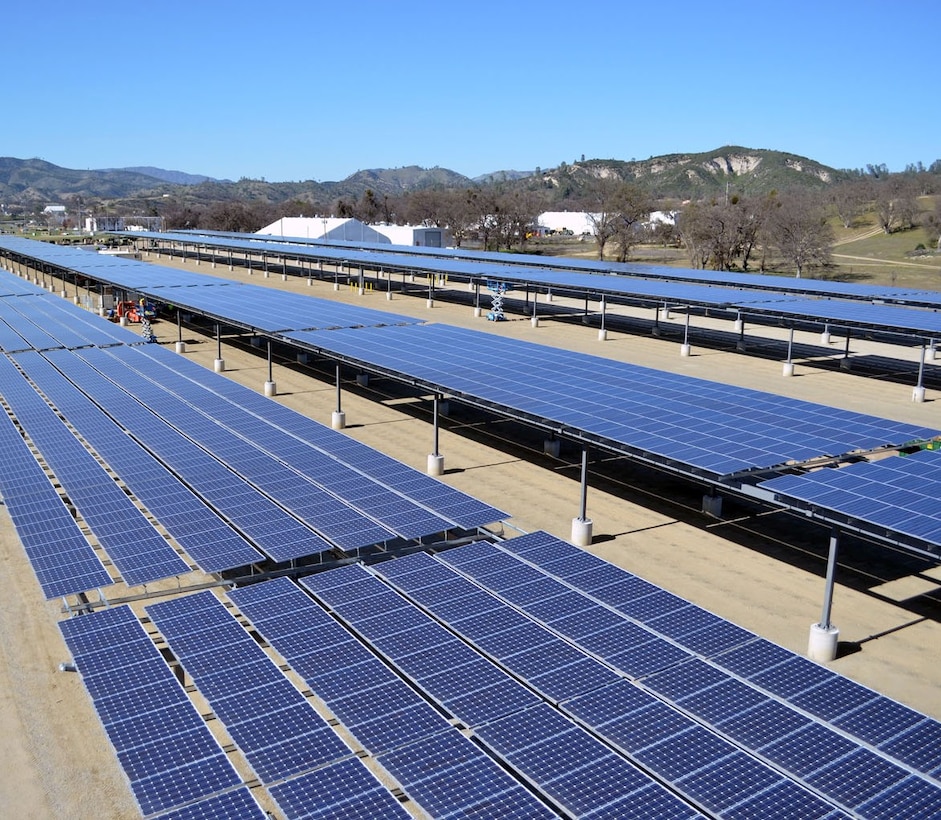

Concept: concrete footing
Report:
left=821, top=331, right=831, bottom=345
left=543, top=438, right=561, bottom=458
left=356, top=373, right=369, bottom=387
left=598, top=329, right=607, bottom=341
left=386, top=291, right=393, bottom=300
left=913, top=385, right=926, bottom=403
left=839, top=358, right=852, bottom=371
left=296, top=352, right=309, bottom=364
left=174, top=341, right=187, bottom=354
left=333, top=282, right=340, bottom=291
left=119, top=317, right=128, bottom=327
left=264, top=380, right=277, bottom=397
left=213, top=358, right=225, bottom=373
left=427, top=453, right=445, bottom=476
left=60, top=289, right=67, bottom=298
left=733, top=319, right=744, bottom=334
left=426, top=298, right=434, bottom=309
left=73, top=295, right=80, bottom=304
left=473, top=307, right=482, bottom=318
left=331, top=410, right=346, bottom=430
left=702, top=494, right=723, bottom=518
left=680, top=343, right=691, bottom=357
left=782, top=362, right=795, bottom=377
left=736, top=340, right=747, bottom=352
left=531, top=316, right=539, bottom=328
left=571, top=518, right=593, bottom=547
left=807, top=623, right=839, bottom=662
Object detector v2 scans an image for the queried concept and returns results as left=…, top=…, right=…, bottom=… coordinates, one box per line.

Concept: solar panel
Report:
left=13, top=350, right=263, bottom=573
left=58, top=605, right=242, bottom=815
left=152, top=788, right=268, bottom=820
left=376, top=731, right=559, bottom=819
left=282, top=322, right=938, bottom=478
left=0, top=385, right=112, bottom=598
left=146, top=590, right=355, bottom=782
left=267, top=758, right=412, bottom=820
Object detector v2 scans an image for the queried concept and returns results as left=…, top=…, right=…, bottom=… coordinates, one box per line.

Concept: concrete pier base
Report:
left=598, top=329, right=607, bottom=341
left=175, top=341, right=187, bottom=354
left=821, top=330, right=831, bottom=345
left=296, top=352, right=309, bottom=364
left=356, top=373, right=369, bottom=387
left=543, top=438, right=561, bottom=458
left=473, top=307, right=482, bottom=318
left=807, top=623, right=839, bottom=662
left=264, top=380, right=277, bottom=397
left=783, top=362, right=795, bottom=377
left=213, top=358, right=225, bottom=373
left=426, top=298, right=434, bottom=309
left=702, top=494, right=723, bottom=518
left=680, top=343, right=691, bottom=357
left=119, top=317, right=128, bottom=327
left=386, top=291, right=393, bottom=300
left=913, top=385, right=926, bottom=403
left=427, top=453, right=445, bottom=476
left=331, top=410, right=346, bottom=430
left=531, top=316, right=539, bottom=328
left=839, top=358, right=852, bottom=371
left=571, top=518, right=593, bottom=547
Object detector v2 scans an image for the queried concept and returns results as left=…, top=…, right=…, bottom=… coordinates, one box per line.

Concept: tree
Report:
left=766, top=191, right=834, bottom=278
left=829, top=179, right=871, bottom=229
left=608, top=183, right=653, bottom=262
left=874, top=177, right=919, bottom=234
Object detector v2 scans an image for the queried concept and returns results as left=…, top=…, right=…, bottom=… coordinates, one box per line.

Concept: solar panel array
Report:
left=0, top=236, right=421, bottom=333
left=57, top=605, right=257, bottom=817
left=106, top=342, right=506, bottom=532
left=125, top=230, right=941, bottom=328
left=759, top=447, right=941, bottom=546
left=182, top=228, right=941, bottom=309
left=56, top=526, right=941, bottom=818
left=284, top=322, right=938, bottom=477
left=0, top=379, right=112, bottom=598
left=0, top=354, right=191, bottom=585
left=12, top=349, right=266, bottom=575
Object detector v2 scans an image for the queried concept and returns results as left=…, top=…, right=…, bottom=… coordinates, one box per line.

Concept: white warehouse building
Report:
left=258, top=217, right=451, bottom=248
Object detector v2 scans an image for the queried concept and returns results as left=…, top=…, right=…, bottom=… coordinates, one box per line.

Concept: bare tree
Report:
left=609, top=183, right=653, bottom=262
left=767, top=191, right=834, bottom=278
left=829, top=179, right=871, bottom=229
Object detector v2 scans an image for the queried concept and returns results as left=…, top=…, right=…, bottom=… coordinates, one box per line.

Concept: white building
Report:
left=537, top=211, right=599, bottom=236
left=371, top=224, right=451, bottom=248
left=258, top=217, right=389, bottom=244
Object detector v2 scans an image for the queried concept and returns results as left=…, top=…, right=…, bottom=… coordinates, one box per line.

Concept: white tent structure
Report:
left=537, top=211, right=599, bottom=236
left=258, top=217, right=390, bottom=243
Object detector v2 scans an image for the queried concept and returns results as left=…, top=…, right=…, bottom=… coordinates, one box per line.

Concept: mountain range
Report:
left=0, top=147, right=849, bottom=213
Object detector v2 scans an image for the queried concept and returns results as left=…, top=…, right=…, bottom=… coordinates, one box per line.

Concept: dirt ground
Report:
left=0, top=253, right=939, bottom=817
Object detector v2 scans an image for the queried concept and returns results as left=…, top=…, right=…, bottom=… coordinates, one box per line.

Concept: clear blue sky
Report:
left=6, top=0, right=939, bottom=182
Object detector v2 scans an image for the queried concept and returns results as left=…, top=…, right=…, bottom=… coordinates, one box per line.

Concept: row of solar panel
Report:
left=760, top=448, right=941, bottom=543
left=124, top=230, right=941, bottom=318
left=283, top=322, right=938, bottom=477
left=176, top=228, right=941, bottom=309
left=57, top=605, right=261, bottom=817
left=0, top=354, right=191, bottom=586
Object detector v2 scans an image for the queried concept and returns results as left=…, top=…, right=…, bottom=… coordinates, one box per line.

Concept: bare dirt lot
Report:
left=1, top=254, right=939, bottom=816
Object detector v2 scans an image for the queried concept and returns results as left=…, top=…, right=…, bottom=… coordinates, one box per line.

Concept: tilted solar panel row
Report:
left=12, top=350, right=264, bottom=573
left=284, top=322, right=938, bottom=477
left=38, top=347, right=333, bottom=563
left=58, top=605, right=253, bottom=817
left=0, top=354, right=191, bottom=586
left=81, top=346, right=465, bottom=550
left=760, top=449, right=941, bottom=547
left=444, top=531, right=941, bottom=815
left=154, top=585, right=558, bottom=819
left=121, top=340, right=507, bottom=530
left=0, top=377, right=112, bottom=597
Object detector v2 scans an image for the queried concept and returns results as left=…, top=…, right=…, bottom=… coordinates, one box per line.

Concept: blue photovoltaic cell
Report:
left=376, top=731, right=559, bottom=819
left=146, top=590, right=355, bottom=783
left=268, top=758, right=411, bottom=820
left=58, top=605, right=241, bottom=815
left=152, top=788, right=268, bottom=820
left=858, top=775, right=941, bottom=820
left=805, top=748, right=910, bottom=808
left=12, top=350, right=263, bottom=573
